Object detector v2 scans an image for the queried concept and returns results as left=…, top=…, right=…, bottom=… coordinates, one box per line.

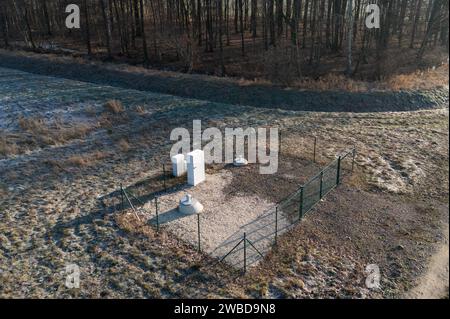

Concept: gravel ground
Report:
left=147, top=171, right=274, bottom=259
left=134, top=167, right=306, bottom=269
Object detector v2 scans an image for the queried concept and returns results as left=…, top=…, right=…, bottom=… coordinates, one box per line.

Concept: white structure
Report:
left=178, top=194, right=203, bottom=215
left=187, top=150, right=206, bottom=186
left=171, top=154, right=187, bottom=177
left=233, top=155, right=248, bottom=167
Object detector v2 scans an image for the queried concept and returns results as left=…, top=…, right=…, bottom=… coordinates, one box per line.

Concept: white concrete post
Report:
left=187, top=150, right=206, bottom=186
left=171, top=154, right=187, bottom=177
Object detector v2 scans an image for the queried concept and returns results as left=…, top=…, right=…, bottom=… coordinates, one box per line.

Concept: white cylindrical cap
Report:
left=179, top=194, right=204, bottom=215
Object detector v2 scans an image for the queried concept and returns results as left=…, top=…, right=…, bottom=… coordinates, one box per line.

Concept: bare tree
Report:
left=100, top=0, right=113, bottom=58
left=346, top=0, right=353, bottom=75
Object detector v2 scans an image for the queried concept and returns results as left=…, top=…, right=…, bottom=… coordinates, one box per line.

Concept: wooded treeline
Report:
left=0, top=0, right=448, bottom=81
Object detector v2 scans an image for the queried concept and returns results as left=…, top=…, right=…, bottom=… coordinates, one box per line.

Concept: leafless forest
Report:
left=1, top=0, right=448, bottom=82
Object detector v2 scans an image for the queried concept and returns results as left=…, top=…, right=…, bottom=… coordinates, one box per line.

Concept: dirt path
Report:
left=404, top=223, right=449, bottom=299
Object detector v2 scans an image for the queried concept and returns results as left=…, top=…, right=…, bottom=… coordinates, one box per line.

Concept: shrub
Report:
left=103, top=100, right=124, bottom=114
left=0, top=133, right=18, bottom=156
left=117, top=138, right=130, bottom=152
left=64, top=151, right=109, bottom=167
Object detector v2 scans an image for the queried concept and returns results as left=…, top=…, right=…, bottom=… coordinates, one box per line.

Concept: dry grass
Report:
left=386, top=63, right=449, bottom=91
left=85, top=105, right=97, bottom=116
left=294, top=74, right=370, bottom=92
left=67, top=151, right=109, bottom=166
left=235, top=62, right=449, bottom=92
left=104, top=100, right=124, bottom=114
left=117, top=138, right=131, bottom=152
left=292, top=63, right=449, bottom=92
left=53, top=151, right=110, bottom=168
left=237, top=77, right=271, bottom=87
left=18, top=117, right=47, bottom=134
left=0, top=51, right=447, bottom=299
left=0, top=117, right=95, bottom=157
left=0, top=132, right=18, bottom=156
left=65, top=155, right=91, bottom=167
left=133, top=105, right=146, bottom=115
left=18, top=116, right=91, bottom=145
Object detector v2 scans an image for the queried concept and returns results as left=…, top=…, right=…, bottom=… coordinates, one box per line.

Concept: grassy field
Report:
left=0, top=59, right=448, bottom=298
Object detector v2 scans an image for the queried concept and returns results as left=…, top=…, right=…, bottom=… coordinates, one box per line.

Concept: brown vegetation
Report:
left=0, top=117, right=95, bottom=158
left=18, top=116, right=91, bottom=145
left=117, top=139, right=131, bottom=153
left=103, top=100, right=125, bottom=114
left=1, top=1, right=448, bottom=83
left=0, top=131, right=18, bottom=156
left=64, top=151, right=109, bottom=167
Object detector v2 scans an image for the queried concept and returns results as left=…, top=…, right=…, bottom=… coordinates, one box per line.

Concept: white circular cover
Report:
left=233, top=155, right=248, bottom=167
left=179, top=194, right=204, bottom=215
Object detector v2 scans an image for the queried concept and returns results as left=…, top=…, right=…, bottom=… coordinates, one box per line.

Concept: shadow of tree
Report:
left=1, top=53, right=447, bottom=113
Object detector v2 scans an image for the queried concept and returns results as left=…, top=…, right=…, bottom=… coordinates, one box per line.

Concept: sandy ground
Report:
left=0, top=64, right=448, bottom=299
left=404, top=223, right=449, bottom=299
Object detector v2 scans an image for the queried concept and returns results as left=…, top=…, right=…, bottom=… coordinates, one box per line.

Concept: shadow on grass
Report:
left=0, top=53, right=447, bottom=113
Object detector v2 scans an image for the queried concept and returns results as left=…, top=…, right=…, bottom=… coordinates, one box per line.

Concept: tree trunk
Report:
left=418, top=0, right=443, bottom=59
left=83, top=0, right=92, bottom=55
left=42, top=0, right=52, bottom=36
left=346, top=0, right=353, bottom=75
left=239, top=0, right=245, bottom=55
left=100, top=0, right=113, bottom=58
left=139, top=0, right=150, bottom=66
left=0, top=3, right=9, bottom=48
left=218, top=0, right=226, bottom=75
left=410, top=0, right=423, bottom=48
left=251, top=0, right=257, bottom=38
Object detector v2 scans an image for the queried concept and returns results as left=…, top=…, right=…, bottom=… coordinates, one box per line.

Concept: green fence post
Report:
left=120, top=184, right=124, bottom=211
left=313, top=136, right=317, bottom=163
left=275, top=207, right=278, bottom=245
left=197, top=213, right=201, bottom=252
left=162, top=164, right=167, bottom=192
left=319, top=171, right=324, bottom=199
left=279, top=130, right=281, bottom=155
left=299, top=187, right=304, bottom=220
left=243, top=232, right=247, bottom=274
left=336, top=156, right=341, bottom=185
left=155, top=197, right=160, bottom=232
left=351, top=149, right=356, bottom=173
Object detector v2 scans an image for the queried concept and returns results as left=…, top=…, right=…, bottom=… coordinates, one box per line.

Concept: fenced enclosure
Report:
left=217, top=147, right=357, bottom=272
left=104, top=141, right=356, bottom=275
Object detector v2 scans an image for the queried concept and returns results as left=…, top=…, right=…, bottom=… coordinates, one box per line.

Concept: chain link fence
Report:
left=107, top=146, right=357, bottom=274
left=218, top=147, right=357, bottom=273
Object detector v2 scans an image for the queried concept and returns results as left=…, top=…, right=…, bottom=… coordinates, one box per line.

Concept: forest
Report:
left=0, top=0, right=449, bottom=83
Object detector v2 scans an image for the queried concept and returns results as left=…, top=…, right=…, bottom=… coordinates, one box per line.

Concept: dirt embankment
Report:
left=0, top=50, right=448, bottom=113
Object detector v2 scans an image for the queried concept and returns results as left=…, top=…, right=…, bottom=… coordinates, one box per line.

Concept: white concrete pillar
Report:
left=187, top=150, right=206, bottom=186
left=171, top=154, right=187, bottom=177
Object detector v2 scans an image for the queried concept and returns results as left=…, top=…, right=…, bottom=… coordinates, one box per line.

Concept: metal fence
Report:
left=110, top=146, right=357, bottom=274
left=218, top=147, right=357, bottom=273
